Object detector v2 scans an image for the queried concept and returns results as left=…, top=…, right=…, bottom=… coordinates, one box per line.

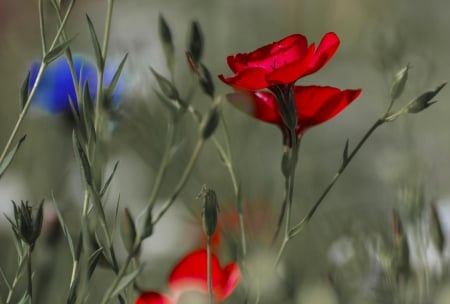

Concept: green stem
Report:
left=38, top=0, right=46, bottom=56
left=27, top=246, right=33, bottom=301
left=147, top=121, right=176, bottom=209
left=219, top=112, right=247, bottom=256
left=100, top=254, right=133, bottom=304
left=153, top=138, right=205, bottom=225
left=274, top=131, right=298, bottom=266
left=207, top=237, right=213, bottom=304
left=289, top=118, right=384, bottom=238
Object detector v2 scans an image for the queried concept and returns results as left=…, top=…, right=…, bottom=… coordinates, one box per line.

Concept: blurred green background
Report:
left=1, top=0, right=450, bottom=303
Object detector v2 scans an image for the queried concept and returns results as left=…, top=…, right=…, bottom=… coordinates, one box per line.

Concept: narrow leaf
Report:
left=100, top=161, right=119, bottom=197
left=105, top=53, right=128, bottom=99
left=52, top=195, right=75, bottom=259
left=342, top=139, right=349, bottom=163
left=150, top=67, right=179, bottom=100
left=87, top=247, right=104, bottom=279
left=20, top=71, right=31, bottom=109
left=86, top=14, right=104, bottom=69
left=110, top=268, right=141, bottom=299
left=0, top=135, right=26, bottom=179
left=43, top=34, right=78, bottom=64
left=72, top=131, right=92, bottom=187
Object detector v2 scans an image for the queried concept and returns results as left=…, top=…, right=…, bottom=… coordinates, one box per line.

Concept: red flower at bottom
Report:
left=227, top=85, right=361, bottom=138
left=135, top=249, right=240, bottom=304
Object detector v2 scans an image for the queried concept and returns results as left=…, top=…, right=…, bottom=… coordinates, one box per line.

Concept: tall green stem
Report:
left=153, top=138, right=205, bottom=224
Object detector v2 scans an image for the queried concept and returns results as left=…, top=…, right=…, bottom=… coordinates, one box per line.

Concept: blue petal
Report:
left=28, top=54, right=126, bottom=114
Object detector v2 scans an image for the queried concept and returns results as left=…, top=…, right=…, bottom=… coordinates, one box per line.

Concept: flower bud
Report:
left=390, top=64, right=409, bottom=100
left=8, top=200, right=44, bottom=249
left=199, top=105, right=219, bottom=139
left=406, top=82, right=446, bottom=114
left=199, top=186, right=219, bottom=239
left=188, top=21, right=203, bottom=64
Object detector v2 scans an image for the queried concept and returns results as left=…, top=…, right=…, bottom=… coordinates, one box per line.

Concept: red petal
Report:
left=294, top=85, right=361, bottom=134
left=227, top=34, right=308, bottom=73
left=226, top=91, right=282, bottom=125
left=219, top=68, right=270, bottom=90
left=266, top=44, right=316, bottom=84
left=220, top=263, right=241, bottom=300
left=135, top=292, right=174, bottom=304
left=168, top=249, right=229, bottom=300
left=304, top=32, right=340, bottom=76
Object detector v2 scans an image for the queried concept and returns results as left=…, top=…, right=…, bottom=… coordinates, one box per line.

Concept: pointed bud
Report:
left=198, top=63, right=215, bottom=98
left=158, top=14, right=175, bottom=71
left=390, top=65, right=409, bottom=100
left=198, top=185, right=219, bottom=238
left=430, top=204, right=445, bottom=253
left=7, top=200, right=44, bottom=249
left=188, top=21, right=203, bottom=64
left=199, top=104, right=219, bottom=139
left=406, top=82, right=446, bottom=114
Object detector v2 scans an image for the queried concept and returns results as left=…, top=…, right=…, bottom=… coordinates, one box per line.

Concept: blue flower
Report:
left=28, top=54, right=126, bottom=114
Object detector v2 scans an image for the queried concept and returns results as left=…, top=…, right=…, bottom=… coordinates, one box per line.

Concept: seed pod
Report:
left=199, top=186, right=219, bottom=238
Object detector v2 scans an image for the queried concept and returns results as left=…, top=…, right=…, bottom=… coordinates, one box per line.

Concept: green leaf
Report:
left=153, top=89, right=179, bottom=115
left=342, top=139, right=349, bottom=163
left=110, top=268, right=141, bottom=299
left=100, top=161, right=119, bottom=197
left=120, top=208, right=137, bottom=254
left=20, top=71, right=31, bottom=109
left=150, top=67, right=179, bottom=100
left=158, top=14, right=175, bottom=71
left=105, top=53, right=128, bottom=100
left=188, top=21, right=203, bottom=63
left=44, top=35, right=78, bottom=64
left=88, top=247, right=104, bottom=279
left=72, top=131, right=92, bottom=187
left=52, top=195, right=76, bottom=259
left=0, top=135, right=26, bottom=179
left=86, top=14, right=104, bottom=69
left=0, top=267, right=11, bottom=292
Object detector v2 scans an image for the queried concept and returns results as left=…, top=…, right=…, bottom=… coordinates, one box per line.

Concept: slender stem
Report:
left=207, top=237, right=213, bottom=304
left=289, top=119, right=383, bottom=237
left=100, top=254, right=133, bottom=304
left=219, top=112, right=247, bottom=256
left=102, top=0, right=114, bottom=60
left=5, top=258, right=25, bottom=304
left=153, top=138, right=205, bottom=225
left=38, top=0, right=46, bottom=56
left=147, top=122, right=176, bottom=209
left=274, top=131, right=298, bottom=266
left=27, top=246, right=33, bottom=301
left=0, top=63, right=47, bottom=166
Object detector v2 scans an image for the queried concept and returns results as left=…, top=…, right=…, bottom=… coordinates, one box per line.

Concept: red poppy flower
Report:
left=135, top=249, right=241, bottom=304
left=227, top=85, right=361, bottom=136
left=219, top=33, right=340, bottom=90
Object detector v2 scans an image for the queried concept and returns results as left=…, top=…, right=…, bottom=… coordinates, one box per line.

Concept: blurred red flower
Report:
left=135, top=249, right=240, bottom=304
left=219, top=33, right=361, bottom=141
